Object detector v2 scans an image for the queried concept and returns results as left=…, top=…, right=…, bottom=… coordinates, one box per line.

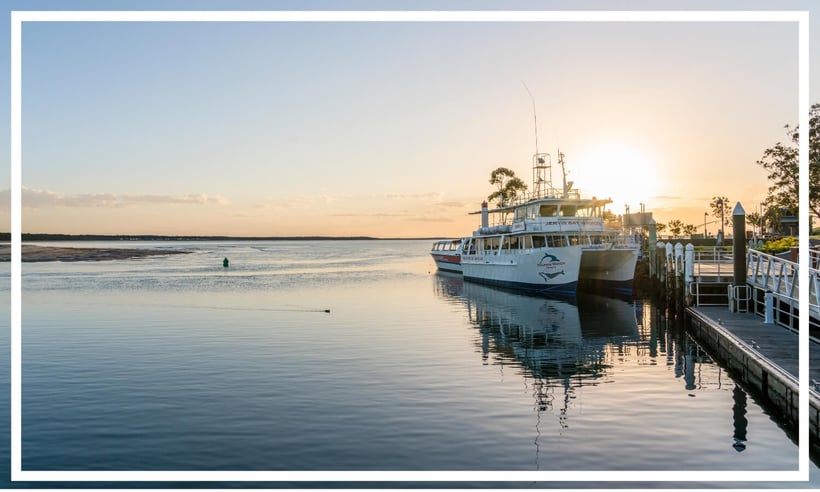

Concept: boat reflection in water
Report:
left=435, top=272, right=639, bottom=384
left=430, top=272, right=816, bottom=472
left=433, top=271, right=644, bottom=438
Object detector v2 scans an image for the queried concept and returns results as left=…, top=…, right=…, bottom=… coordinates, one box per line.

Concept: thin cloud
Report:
left=437, top=201, right=467, bottom=208
left=1, top=187, right=231, bottom=208
left=385, top=192, right=444, bottom=201
left=330, top=212, right=414, bottom=218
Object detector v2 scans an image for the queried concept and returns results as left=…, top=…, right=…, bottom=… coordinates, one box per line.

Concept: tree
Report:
left=757, top=103, right=820, bottom=234
left=682, top=224, right=697, bottom=237
left=746, top=212, right=764, bottom=234
left=667, top=219, right=684, bottom=238
left=487, top=167, right=528, bottom=207
left=655, top=222, right=667, bottom=235
left=709, top=196, right=731, bottom=230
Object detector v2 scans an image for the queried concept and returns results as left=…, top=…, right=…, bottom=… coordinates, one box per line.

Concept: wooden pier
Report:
left=649, top=240, right=820, bottom=454
left=686, top=306, right=819, bottom=451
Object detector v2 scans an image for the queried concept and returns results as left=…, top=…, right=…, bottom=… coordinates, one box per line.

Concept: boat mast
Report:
left=558, top=149, right=568, bottom=198
left=533, top=153, right=552, bottom=198
left=522, top=80, right=539, bottom=156
left=523, top=81, right=553, bottom=198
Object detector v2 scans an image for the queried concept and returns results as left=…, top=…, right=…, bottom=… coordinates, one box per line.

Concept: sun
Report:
left=569, top=142, right=659, bottom=215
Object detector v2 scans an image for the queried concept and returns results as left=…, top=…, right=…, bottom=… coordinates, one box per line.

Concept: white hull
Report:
left=579, top=245, right=640, bottom=290
left=462, top=245, right=582, bottom=296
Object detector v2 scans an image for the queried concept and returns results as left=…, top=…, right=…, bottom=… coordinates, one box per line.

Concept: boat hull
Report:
left=430, top=238, right=466, bottom=273
left=431, top=253, right=462, bottom=273
left=579, top=246, right=639, bottom=295
left=462, top=246, right=582, bottom=296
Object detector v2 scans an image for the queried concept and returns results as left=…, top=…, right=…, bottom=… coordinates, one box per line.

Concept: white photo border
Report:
left=9, top=9, right=811, bottom=483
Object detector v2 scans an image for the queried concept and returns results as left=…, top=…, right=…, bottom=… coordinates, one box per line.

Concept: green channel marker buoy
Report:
left=223, top=257, right=229, bottom=268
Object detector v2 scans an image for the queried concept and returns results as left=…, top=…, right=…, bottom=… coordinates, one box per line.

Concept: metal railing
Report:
left=655, top=242, right=820, bottom=331
left=746, top=248, right=820, bottom=329
left=691, top=246, right=734, bottom=281
left=687, top=281, right=729, bottom=307
left=747, top=249, right=799, bottom=302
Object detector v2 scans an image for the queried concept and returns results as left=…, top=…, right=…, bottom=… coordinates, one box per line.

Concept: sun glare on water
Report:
left=570, top=143, right=659, bottom=215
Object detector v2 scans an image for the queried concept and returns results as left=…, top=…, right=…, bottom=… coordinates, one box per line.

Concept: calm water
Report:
left=1, top=239, right=818, bottom=486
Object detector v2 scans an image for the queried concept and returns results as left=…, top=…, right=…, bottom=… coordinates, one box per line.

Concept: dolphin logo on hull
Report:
left=538, top=252, right=561, bottom=265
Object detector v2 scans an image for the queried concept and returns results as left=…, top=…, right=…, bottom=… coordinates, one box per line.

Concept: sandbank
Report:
left=0, top=244, right=191, bottom=262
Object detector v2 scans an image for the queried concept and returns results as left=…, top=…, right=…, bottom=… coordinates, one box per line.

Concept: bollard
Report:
left=684, top=244, right=695, bottom=283
left=648, top=220, right=657, bottom=277
left=664, top=242, right=673, bottom=292
left=656, top=242, right=665, bottom=282
left=764, top=291, right=774, bottom=324
left=674, top=243, right=684, bottom=274
left=223, top=257, right=229, bottom=268
left=657, top=243, right=666, bottom=290
left=684, top=244, right=695, bottom=306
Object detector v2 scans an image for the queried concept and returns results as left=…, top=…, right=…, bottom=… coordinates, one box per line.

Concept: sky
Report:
left=1, top=0, right=818, bottom=238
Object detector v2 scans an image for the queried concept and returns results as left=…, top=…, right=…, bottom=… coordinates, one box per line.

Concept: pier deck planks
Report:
left=690, top=306, right=820, bottom=387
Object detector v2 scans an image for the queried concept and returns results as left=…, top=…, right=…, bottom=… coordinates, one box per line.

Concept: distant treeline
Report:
left=0, top=233, right=435, bottom=241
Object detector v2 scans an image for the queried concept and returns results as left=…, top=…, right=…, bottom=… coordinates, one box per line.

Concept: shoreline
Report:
left=0, top=244, right=192, bottom=262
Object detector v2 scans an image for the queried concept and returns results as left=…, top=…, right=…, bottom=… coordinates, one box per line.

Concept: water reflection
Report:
left=431, top=272, right=813, bottom=467
left=435, top=273, right=640, bottom=385
left=733, top=385, right=749, bottom=452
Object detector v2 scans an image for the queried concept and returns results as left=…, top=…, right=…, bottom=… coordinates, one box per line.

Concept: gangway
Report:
left=746, top=249, right=820, bottom=333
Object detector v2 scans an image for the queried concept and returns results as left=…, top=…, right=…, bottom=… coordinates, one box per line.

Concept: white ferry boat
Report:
left=430, top=237, right=467, bottom=273
left=460, top=152, right=640, bottom=296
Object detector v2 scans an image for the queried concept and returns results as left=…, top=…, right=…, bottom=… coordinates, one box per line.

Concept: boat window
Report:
left=514, top=208, right=526, bottom=221
left=482, top=237, right=500, bottom=254
left=547, top=235, right=566, bottom=247
left=506, top=236, right=520, bottom=251
left=466, top=239, right=476, bottom=255
left=539, top=205, right=557, bottom=217
left=562, top=206, right=577, bottom=217
left=532, top=235, right=546, bottom=248
left=569, top=236, right=579, bottom=246
left=520, top=235, right=532, bottom=249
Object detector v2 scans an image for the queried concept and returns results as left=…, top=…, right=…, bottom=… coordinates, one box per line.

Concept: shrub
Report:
left=759, top=236, right=798, bottom=254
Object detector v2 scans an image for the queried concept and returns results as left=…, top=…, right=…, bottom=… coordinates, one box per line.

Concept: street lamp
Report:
left=717, top=198, right=725, bottom=239
left=704, top=212, right=708, bottom=238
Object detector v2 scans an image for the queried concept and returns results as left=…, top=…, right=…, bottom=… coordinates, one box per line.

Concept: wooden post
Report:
left=733, top=202, right=746, bottom=311
left=733, top=202, right=746, bottom=286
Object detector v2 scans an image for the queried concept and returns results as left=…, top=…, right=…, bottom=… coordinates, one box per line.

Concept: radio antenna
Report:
left=522, top=80, right=539, bottom=155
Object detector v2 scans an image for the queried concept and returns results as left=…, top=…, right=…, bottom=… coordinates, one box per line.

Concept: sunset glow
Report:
left=571, top=143, right=661, bottom=216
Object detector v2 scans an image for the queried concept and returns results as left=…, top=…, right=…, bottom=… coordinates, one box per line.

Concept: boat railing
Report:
left=503, top=187, right=584, bottom=207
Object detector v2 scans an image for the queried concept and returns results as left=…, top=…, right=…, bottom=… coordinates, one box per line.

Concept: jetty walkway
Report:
left=686, top=305, right=820, bottom=453
left=689, top=306, right=819, bottom=384
left=651, top=240, right=820, bottom=451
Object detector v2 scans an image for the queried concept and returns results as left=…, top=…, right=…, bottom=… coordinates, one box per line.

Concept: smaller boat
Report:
left=430, top=238, right=467, bottom=273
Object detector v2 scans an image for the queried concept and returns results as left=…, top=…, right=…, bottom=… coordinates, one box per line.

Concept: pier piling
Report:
left=731, top=202, right=747, bottom=312
left=732, top=203, right=746, bottom=286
